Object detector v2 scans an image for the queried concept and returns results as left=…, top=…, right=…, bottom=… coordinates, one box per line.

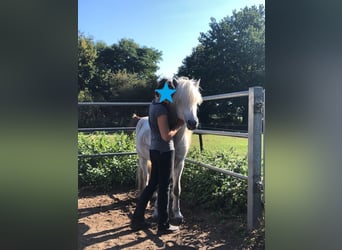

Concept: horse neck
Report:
left=174, top=125, right=192, bottom=147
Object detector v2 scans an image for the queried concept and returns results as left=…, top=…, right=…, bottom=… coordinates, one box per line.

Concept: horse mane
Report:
left=173, top=77, right=203, bottom=106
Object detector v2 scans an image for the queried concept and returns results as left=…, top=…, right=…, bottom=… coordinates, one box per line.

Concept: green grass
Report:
left=190, top=134, right=248, bottom=157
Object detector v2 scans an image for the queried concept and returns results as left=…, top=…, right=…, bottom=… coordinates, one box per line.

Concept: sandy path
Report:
left=78, top=188, right=262, bottom=249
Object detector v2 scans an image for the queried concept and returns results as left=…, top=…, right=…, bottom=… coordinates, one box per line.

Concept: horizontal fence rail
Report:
left=194, top=129, right=248, bottom=138
left=78, top=152, right=137, bottom=158
left=78, top=127, right=247, bottom=138
left=78, top=127, right=136, bottom=132
left=78, top=102, right=150, bottom=106
left=202, top=91, right=248, bottom=101
left=185, top=158, right=248, bottom=180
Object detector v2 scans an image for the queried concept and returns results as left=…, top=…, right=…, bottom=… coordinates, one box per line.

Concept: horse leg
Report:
left=172, top=158, right=184, bottom=223
left=138, top=157, right=149, bottom=194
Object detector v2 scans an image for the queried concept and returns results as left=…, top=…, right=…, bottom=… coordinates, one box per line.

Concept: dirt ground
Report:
left=78, top=187, right=264, bottom=250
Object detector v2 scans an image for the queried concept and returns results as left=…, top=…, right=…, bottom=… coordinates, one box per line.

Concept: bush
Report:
left=78, top=132, right=137, bottom=191
left=78, top=133, right=249, bottom=215
left=182, top=148, right=248, bottom=215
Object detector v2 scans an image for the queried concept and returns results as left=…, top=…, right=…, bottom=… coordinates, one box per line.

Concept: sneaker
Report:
left=157, top=224, right=179, bottom=235
left=130, top=218, right=151, bottom=231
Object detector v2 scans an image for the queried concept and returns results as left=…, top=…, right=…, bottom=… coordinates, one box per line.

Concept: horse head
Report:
left=172, top=77, right=203, bottom=130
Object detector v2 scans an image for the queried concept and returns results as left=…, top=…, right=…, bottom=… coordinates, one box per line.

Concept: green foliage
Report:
left=78, top=134, right=250, bottom=215
left=96, top=38, right=161, bottom=83
left=78, top=88, right=93, bottom=102
left=109, top=70, right=154, bottom=101
left=78, top=34, right=161, bottom=101
left=78, top=32, right=97, bottom=92
left=178, top=5, right=265, bottom=128
left=179, top=5, right=265, bottom=93
left=77, top=33, right=160, bottom=128
left=78, top=132, right=137, bottom=191
left=182, top=148, right=248, bottom=215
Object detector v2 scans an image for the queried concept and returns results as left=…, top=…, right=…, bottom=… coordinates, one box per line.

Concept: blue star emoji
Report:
left=155, top=82, right=176, bottom=103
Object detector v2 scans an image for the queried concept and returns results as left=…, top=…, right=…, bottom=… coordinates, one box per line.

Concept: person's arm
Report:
left=157, top=115, right=184, bottom=142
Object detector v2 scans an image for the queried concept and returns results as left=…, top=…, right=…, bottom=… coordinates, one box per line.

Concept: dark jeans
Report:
left=133, top=150, right=174, bottom=227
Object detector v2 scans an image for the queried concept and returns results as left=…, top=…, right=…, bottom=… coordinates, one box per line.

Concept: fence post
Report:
left=199, top=134, right=204, bottom=151
left=247, top=87, right=264, bottom=230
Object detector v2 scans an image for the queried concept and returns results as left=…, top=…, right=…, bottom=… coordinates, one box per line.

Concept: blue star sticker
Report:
left=155, top=82, right=176, bottom=103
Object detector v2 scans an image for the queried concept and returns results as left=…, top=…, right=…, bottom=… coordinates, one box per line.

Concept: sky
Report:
left=78, top=0, right=265, bottom=79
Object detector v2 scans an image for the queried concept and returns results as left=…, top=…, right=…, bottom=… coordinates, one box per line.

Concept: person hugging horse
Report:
left=131, top=78, right=184, bottom=234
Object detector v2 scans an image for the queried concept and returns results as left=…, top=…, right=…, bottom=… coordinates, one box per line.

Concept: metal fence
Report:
left=78, top=86, right=264, bottom=230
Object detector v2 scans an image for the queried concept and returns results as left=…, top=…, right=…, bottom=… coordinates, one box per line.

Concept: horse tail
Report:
left=132, top=113, right=140, bottom=119
left=127, top=113, right=142, bottom=129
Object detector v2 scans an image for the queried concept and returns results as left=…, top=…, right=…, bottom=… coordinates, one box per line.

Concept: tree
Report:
left=78, top=35, right=161, bottom=127
left=109, top=70, right=154, bottom=101
left=78, top=32, right=97, bottom=92
left=96, top=38, right=162, bottom=82
left=178, top=5, right=265, bottom=128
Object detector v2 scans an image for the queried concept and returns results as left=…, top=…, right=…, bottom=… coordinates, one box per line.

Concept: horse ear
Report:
left=195, top=79, right=200, bottom=87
